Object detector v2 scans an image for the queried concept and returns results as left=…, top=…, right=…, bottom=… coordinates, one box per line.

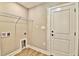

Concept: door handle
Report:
left=74, top=32, right=76, bottom=36
left=52, top=34, right=54, bottom=36
left=51, top=30, right=54, bottom=33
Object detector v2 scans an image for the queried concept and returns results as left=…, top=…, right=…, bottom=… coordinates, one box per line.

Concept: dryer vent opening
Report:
left=20, top=38, right=27, bottom=50
left=22, top=40, right=26, bottom=48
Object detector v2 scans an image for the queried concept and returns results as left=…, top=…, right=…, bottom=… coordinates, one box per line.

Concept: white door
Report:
left=50, top=4, right=76, bottom=56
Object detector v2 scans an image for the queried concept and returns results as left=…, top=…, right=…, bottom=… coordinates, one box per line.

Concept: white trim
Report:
left=27, top=45, right=49, bottom=55
left=20, top=38, right=27, bottom=50
left=48, top=3, right=75, bottom=10
left=6, top=49, right=21, bottom=56
left=6, top=38, right=28, bottom=56
left=6, top=44, right=49, bottom=56
left=74, top=3, right=79, bottom=56
left=47, top=7, right=51, bottom=55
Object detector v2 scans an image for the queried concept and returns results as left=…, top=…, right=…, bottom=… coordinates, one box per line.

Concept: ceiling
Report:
left=18, top=2, right=45, bottom=8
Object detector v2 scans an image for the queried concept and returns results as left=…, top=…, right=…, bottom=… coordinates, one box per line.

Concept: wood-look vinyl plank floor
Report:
left=15, top=48, right=47, bottom=56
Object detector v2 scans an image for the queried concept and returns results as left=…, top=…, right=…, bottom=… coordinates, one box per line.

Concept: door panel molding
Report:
left=53, top=38, right=70, bottom=53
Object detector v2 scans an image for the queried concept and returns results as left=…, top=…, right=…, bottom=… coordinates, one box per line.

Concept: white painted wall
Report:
left=0, top=2, right=28, bottom=55
left=0, top=2, right=27, bottom=18
left=28, top=2, right=66, bottom=50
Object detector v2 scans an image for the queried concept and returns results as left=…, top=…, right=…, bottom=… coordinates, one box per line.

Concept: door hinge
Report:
left=74, top=32, right=76, bottom=36
left=74, top=8, right=76, bottom=12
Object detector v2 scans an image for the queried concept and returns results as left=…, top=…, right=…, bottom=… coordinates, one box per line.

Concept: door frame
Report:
left=47, top=2, right=79, bottom=56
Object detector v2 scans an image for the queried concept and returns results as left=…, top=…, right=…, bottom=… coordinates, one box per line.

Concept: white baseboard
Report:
left=6, top=49, right=22, bottom=56
left=6, top=38, right=28, bottom=56
left=6, top=44, right=49, bottom=56
left=27, top=45, right=49, bottom=55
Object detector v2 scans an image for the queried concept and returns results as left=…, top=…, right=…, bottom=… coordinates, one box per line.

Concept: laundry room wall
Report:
left=0, top=2, right=28, bottom=18
left=28, top=2, right=66, bottom=51
left=16, top=19, right=27, bottom=50
left=0, top=3, right=28, bottom=55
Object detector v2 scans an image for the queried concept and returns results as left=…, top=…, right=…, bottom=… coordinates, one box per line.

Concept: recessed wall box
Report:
left=7, top=32, right=10, bottom=36
left=1, top=32, right=11, bottom=38
left=1, top=32, right=7, bottom=38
